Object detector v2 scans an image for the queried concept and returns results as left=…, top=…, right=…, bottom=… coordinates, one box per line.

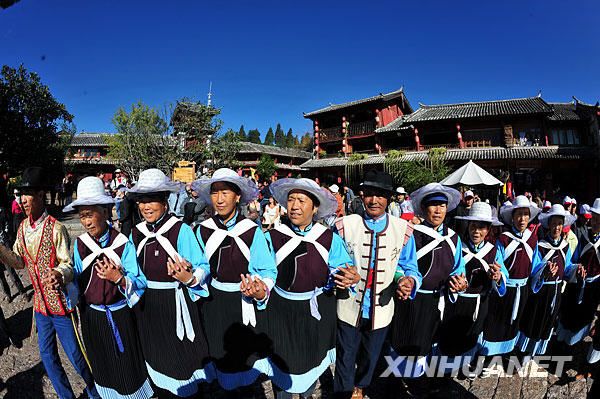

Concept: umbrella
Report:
left=440, top=160, right=503, bottom=186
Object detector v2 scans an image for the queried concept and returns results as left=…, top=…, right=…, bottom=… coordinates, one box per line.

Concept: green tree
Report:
left=0, top=64, right=74, bottom=179
left=108, top=101, right=182, bottom=179
left=237, top=125, right=246, bottom=141
left=264, top=127, right=275, bottom=146
left=383, top=148, right=449, bottom=193
left=285, top=128, right=298, bottom=148
left=274, top=123, right=285, bottom=147
left=247, top=129, right=261, bottom=144
left=299, top=132, right=313, bottom=150
left=256, top=154, right=277, bottom=179
left=211, top=128, right=243, bottom=170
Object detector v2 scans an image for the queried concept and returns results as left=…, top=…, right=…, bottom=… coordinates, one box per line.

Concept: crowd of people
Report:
left=0, top=165, right=598, bottom=399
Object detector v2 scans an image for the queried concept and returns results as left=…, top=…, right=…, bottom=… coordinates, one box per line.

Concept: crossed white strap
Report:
left=413, top=224, right=457, bottom=260
left=201, top=218, right=256, bottom=262
left=135, top=216, right=180, bottom=260
left=502, top=229, right=534, bottom=262
left=273, top=223, right=329, bottom=266
left=538, top=240, right=568, bottom=265
left=79, top=232, right=129, bottom=271
left=462, top=242, right=494, bottom=273
left=580, top=234, right=600, bottom=264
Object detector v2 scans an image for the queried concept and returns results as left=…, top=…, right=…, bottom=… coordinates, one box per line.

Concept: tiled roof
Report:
left=240, top=142, right=311, bottom=159
left=304, top=88, right=412, bottom=117
left=547, top=103, right=581, bottom=121
left=300, top=146, right=592, bottom=168
left=402, top=97, right=553, bottom=123
left=70, top=133, right=111, bottom=147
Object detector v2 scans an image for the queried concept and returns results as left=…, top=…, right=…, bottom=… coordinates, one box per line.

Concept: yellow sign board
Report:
left=172, top=160, right=196, bottom=183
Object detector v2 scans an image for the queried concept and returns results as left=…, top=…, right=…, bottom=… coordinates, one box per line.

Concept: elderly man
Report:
left=0, top=167, right=99, bottom=399
left=333, top=170, right=421, bottom=399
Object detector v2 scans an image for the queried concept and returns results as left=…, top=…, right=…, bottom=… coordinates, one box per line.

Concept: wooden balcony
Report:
left=318, top=126, right=342, bottom=143
left=348, top=120, right=376, bottom=137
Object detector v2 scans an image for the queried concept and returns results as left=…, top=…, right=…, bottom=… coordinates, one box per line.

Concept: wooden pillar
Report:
left=456, top=123, right=464, bottom=148
left=414, top=127, right=422, bottom=151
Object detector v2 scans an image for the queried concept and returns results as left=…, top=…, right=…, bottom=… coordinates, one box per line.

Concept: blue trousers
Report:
left=333, top=319, right=388, bottom=393
left=35, top=312, right=99, bottom=399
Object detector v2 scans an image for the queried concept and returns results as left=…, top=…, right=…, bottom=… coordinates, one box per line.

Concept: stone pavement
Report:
left=0, top=214, right=597, bottom=398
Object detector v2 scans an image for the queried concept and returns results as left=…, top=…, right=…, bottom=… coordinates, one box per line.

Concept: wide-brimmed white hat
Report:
left=563, top=196, right=572, bottom=205
left=410, top=182, right=461, bottom=216
left=589, top=198, right=600, bottom=215
left=270, top=178, right=337, bottom=219
left=192, top=168, right=258, bottom=205
left=63, top=176, right=115, bottom=212
left=499, top=195, right=541, bottom=225
left=539, top=204, right=577, bottom=229
left=127, top=168, right=181, bottom=196
left=542, top=200, right=551, bottom=210
left=454, top=201, right=502, bottom=226
left=396, top=187, right=407, bottom=195
left=579, top=204, right=592, bottom=219
left=571, top=197, right=577, bottom=205
left=329, top=184, right=340, bottom=194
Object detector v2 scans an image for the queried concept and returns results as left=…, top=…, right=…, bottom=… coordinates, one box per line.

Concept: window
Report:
left=550, top=129, right=580, bottom=145
left=516, top=127, right=542, bottom=146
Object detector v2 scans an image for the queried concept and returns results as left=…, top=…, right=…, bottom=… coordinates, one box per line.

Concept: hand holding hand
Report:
left=167, top=256, right=194, bottom=285
left=334, top=265, right=360, bottom=289
left=396, top=276, right=415, bottom=300
left=448, top=273, right=468, bottom=293
left=240, top=273, right=267, bottom=300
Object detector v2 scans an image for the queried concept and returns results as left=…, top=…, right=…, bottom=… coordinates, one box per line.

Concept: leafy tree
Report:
left=264, top=127, right=275, bottom=146
left=299, top=132, right=313, bottom=150
left=274, top=123, right=285, bottom=147
left=247, top=129, right=261, bottom=144
left=285, top=128, right=298, bottom=148
left=383, top=148, right=449, bottom=193
left=108, top=101, right=182, bottom=180
left=0, top=64, right=74, bottom=180
left=256, top=154, right=277, bottom=179
left=237, top=125, right=246, bottom=141
left=211, top=128, right=243, bottom=170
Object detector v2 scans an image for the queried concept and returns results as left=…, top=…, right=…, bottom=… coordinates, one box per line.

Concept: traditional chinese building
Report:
left=236, top=142, right=310, bottom=179
left=302, top=92, right=600, bottom=199
left=65, top=132, right=116, bottom=177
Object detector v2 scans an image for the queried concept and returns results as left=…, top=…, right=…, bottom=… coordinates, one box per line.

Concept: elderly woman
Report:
left=191, top=168, right=277, bottom=390
left=435, top=201, right=507, bottom=373
left=265, top=178, right=355, bottom=398
left=128, top=169, right=212, bottom=398
left=516, top=204, right=576, bottom=356
left=480, top=195, right=543, bottom=356
left=389, top=182, right=467, bottom=378
left=64, top=176, right=152, bottom=399
left=557, top=199, right=600, bottom=354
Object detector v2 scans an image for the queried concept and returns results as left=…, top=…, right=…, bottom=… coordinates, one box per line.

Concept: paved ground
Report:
left=0, top=214, right=597, bottom=398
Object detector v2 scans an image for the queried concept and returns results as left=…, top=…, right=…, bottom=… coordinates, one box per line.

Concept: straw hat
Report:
left=191, top=168, right=258, bottom=205
left=63, top=176, right=115, bottom=212
left=539, top=204, right=577, bottom=229
left=410, top=182, right=461, bottom=216
left=126, top=168, right=181, bottom=197
left=454, top=201, right=502, bottom=226
left=270, top=178, right=337, bottom=219
left=499, top=195, right=541, bottom=225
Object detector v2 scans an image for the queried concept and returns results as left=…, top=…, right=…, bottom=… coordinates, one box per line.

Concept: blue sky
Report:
left=1, top=0, right=599, bottom=139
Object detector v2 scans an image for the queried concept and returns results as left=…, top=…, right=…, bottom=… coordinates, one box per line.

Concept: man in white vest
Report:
left=333, top=170, right=421, bottom=399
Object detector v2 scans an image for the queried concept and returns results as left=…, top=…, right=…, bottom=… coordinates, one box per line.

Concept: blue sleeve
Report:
left=73, top=240, right=83, bottom=278
left=396, top=235, right=421, bottom=299
left=248, top=227, right=278, bottom=310
left=494, top=247, right=508, bottom=296
left=563, top=246, right=576, bottom=280
left=530, top=244, right=544, bottom=277
left=572, top=240, right=583, bottom=264
left=450, top=236, right=466, bottom=276
left=177, top=224, right=210, bottom=300
left=118, top=241, right=147, bottom=307
left=495, top=239, right=507, bottom=264
left=324, top=232, right=354, bottom=291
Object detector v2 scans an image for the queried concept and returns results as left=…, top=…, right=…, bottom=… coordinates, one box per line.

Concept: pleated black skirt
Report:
left=437, top=294, right=489, bottom=356
left=267, top=289, right=336, bottom=392
left=135, top=287, right=211, bottom=396
left=201, top=286, right=271, bottom=374
left=81, top=304, right=152, bottom=398
left=483, top=284, right=529, bottom=343
left=559, top=279, right=600, bottom=333
left=389, top=292, right=441, bottom=356
left=519, top=283, right=561, bottom=341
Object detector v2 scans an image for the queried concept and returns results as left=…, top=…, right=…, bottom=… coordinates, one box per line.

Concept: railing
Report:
left=463, top=140, right=492, bottom=148
left=348, top=120, right=376, bottom=137
left=317, top=126, right=342, bottom=142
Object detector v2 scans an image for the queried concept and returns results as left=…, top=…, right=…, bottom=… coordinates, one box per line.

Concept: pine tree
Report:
left=274, top=123, right=285, bottom=147
left=238, top=125, right=246, bottom=141
left=264, top=127, right=275, bottom=145
left=285, top=128, right=297, bottom=148
left=247, top=129, right=261, bottom=144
